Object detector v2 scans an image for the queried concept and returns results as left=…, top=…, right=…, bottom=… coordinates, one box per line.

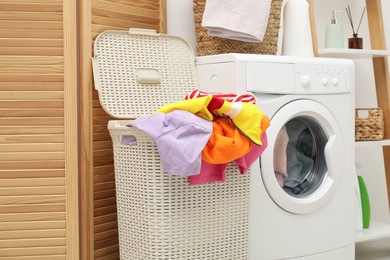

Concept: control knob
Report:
left=300, top=75, right=310, bottom=87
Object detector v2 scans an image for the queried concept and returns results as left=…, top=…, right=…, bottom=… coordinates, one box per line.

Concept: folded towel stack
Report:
left=201, top=0, right=272, bottom=42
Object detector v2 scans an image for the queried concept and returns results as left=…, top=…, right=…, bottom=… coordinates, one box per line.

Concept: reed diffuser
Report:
left=346, top=5, right=366, bottom=49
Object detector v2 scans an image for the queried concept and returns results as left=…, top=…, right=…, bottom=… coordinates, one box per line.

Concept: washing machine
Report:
left=196, top=54, right=356, bottom=259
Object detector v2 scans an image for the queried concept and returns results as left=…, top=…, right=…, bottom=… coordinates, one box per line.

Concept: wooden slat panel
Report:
left=0, top=135, right=64, bottom=143
left=94, top=213, right=117, bottom=226
left=0, top=256, right=65, bottom=260
left=91, top=14, right=159, bottom=28
left=0, top=161, right=65, bottom=170
left=0, top=3, right=63, bottom=12
left=0, top=178, right=64, bottom=187
left=0, top=169, right=65, bottom=178
left=0, top=74, right=63, bottom=82
left=0, top=56, right=63, bottom=66
left=0, top=47, right=63, bottom=56
left=0, top=108, right=64, bottom=117
left=0, top=117, right=63, bottom=126
left=94, top=244, right=119, bottom=258
left=0, top=221, right=65, bottom=231
left=0, top=91, right=64, bottom=99
left=94, top=221, right=117, bottom=234
left=0, top=152, right=65, bottom=161
left=0, top=82, right=63, bottom=91
left=0, top=212, right=65, bottom=222
left=0, top=101, right=64, bottom=109
left=0, top=65, right=64, bottom=74
left=0, top=21, right=62, bottom=30
left=94, top=237, right=118, bottom=251
left=0, top=204, right=65, bottom=214
left=0, top=39, right=63, bottom=47
left=0, top=143, right=64, bottom=152
left=94, top=1, right=159, bottom=17
left=0, top=187, right=65, bottom=196
left=0, top=246, right=66, bottom=256
left=0, top=11, right=62, bottom=21
left=0, top=238, right=65, bottom=248
left=0, top=29, right=63, bottom=39
left=0, top=195, right=65, bottom=205
left=0, top=229, right=66, bottom=240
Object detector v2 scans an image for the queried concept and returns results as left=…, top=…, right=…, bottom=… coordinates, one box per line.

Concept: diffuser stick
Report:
left=346, top=6, right=355, bottom=35
left=356, top=7, right=366, bottom=36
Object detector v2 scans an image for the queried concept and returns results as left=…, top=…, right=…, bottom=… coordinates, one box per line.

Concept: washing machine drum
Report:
left=260, top=100, right=344, bottom=214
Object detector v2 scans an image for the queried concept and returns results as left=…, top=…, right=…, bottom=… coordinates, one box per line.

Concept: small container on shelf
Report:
left=355, top=108, right=384, bottom=141
left=348, top=33, right=363, bottom=49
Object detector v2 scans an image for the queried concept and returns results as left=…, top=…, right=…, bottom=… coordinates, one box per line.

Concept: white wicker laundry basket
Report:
left=93, top=29, right=250, bottom=259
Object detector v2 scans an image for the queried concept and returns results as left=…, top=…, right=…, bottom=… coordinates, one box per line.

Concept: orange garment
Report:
left=202, top=117, right=254, bottom=164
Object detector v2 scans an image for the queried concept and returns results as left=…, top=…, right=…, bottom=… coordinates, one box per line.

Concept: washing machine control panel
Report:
left=294, top=63, right=350, bottom=94
left=196, top=54, right=354, bottom=95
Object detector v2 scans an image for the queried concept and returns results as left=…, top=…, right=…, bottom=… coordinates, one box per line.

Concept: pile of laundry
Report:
left=127, top=90, right=270, bottom=185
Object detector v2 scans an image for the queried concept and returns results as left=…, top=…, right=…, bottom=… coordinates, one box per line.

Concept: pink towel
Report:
left=274, top=126, right=289, bottom=186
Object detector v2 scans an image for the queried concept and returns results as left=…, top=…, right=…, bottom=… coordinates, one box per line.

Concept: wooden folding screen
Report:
left=0, top=0, right=165, bottom=259
left=0, top=0, right=78, bottom=259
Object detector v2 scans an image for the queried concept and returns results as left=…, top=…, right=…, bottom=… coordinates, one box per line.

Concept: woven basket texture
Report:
left=193, top=0, right=283, bottom=56
left=355, top=108, right=384, bottom=141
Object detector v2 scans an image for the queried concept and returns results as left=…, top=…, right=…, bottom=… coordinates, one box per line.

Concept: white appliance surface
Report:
left=196, top=54, right=356, bottom=259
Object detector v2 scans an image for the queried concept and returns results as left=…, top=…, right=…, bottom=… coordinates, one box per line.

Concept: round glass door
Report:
left=275, top=117, right=328, bottom=197
left=261, top=100, right=344, bottom=214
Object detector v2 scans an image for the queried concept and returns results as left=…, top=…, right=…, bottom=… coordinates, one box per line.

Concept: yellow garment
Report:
left=157, top=96, right=270, bottom=145
left=157, top=96, right=214, bottom=121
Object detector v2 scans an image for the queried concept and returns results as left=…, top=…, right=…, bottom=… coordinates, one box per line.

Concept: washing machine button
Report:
left=321, top=78, right=329, bottom=86
left=300, top=75, right=310, bottom=87
left=331, top=78, right=339, bottom=86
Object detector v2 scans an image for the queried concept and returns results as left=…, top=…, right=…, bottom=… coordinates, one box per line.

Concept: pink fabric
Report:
left=190, top=133, right=268, bottom=185
left=273, top=126, right=289, bottom=186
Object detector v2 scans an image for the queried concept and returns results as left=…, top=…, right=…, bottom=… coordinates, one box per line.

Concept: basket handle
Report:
left=355, top=108, right=382, bottom=118
left=120, top=135, right=138, bottom=146
left=136, top=68, right=161, bottom=84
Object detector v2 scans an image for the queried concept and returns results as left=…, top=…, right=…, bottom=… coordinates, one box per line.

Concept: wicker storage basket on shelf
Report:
left=355, top=108, right=384, bottom=141
left=193, top=0, right=283, bottom=56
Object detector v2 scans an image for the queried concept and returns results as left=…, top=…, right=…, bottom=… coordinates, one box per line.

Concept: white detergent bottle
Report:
left=282, top=0, right=314, bottom=56
left=325, top=10, right=344, bottom=48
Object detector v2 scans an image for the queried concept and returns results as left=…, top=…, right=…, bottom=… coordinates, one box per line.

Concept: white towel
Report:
left=201, top=0, right=272, bottom=42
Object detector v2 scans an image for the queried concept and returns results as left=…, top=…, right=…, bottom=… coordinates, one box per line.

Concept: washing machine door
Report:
left=260, top=99, right=344, bottom=214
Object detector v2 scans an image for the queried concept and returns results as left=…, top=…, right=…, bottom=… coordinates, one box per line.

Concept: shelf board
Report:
left=355, top=140, right=390, bottom=148
left=318, top=48, right=390, bottom=59
left=355, top=221, right=390, bottom=243
left=356, top=238, right=390, bottom=259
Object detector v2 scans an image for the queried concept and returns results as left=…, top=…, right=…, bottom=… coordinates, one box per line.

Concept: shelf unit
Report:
left=319, top=48, right=390, bottom=59
left=355, top=221, right=390, bottom=243
left=318, top=1, right=390, bottom=249
left=355, top=140, right=390, bottom=148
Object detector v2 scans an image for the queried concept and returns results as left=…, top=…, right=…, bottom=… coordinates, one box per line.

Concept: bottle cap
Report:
left=331, top=10, right=338, bottom=24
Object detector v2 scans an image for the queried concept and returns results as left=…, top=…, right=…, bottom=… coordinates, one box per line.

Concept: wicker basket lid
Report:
left=92, top=28, right=198, bottom=119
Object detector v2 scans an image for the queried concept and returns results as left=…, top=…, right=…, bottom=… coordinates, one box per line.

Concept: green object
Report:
left=358, top=175, right=371, bottom=229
